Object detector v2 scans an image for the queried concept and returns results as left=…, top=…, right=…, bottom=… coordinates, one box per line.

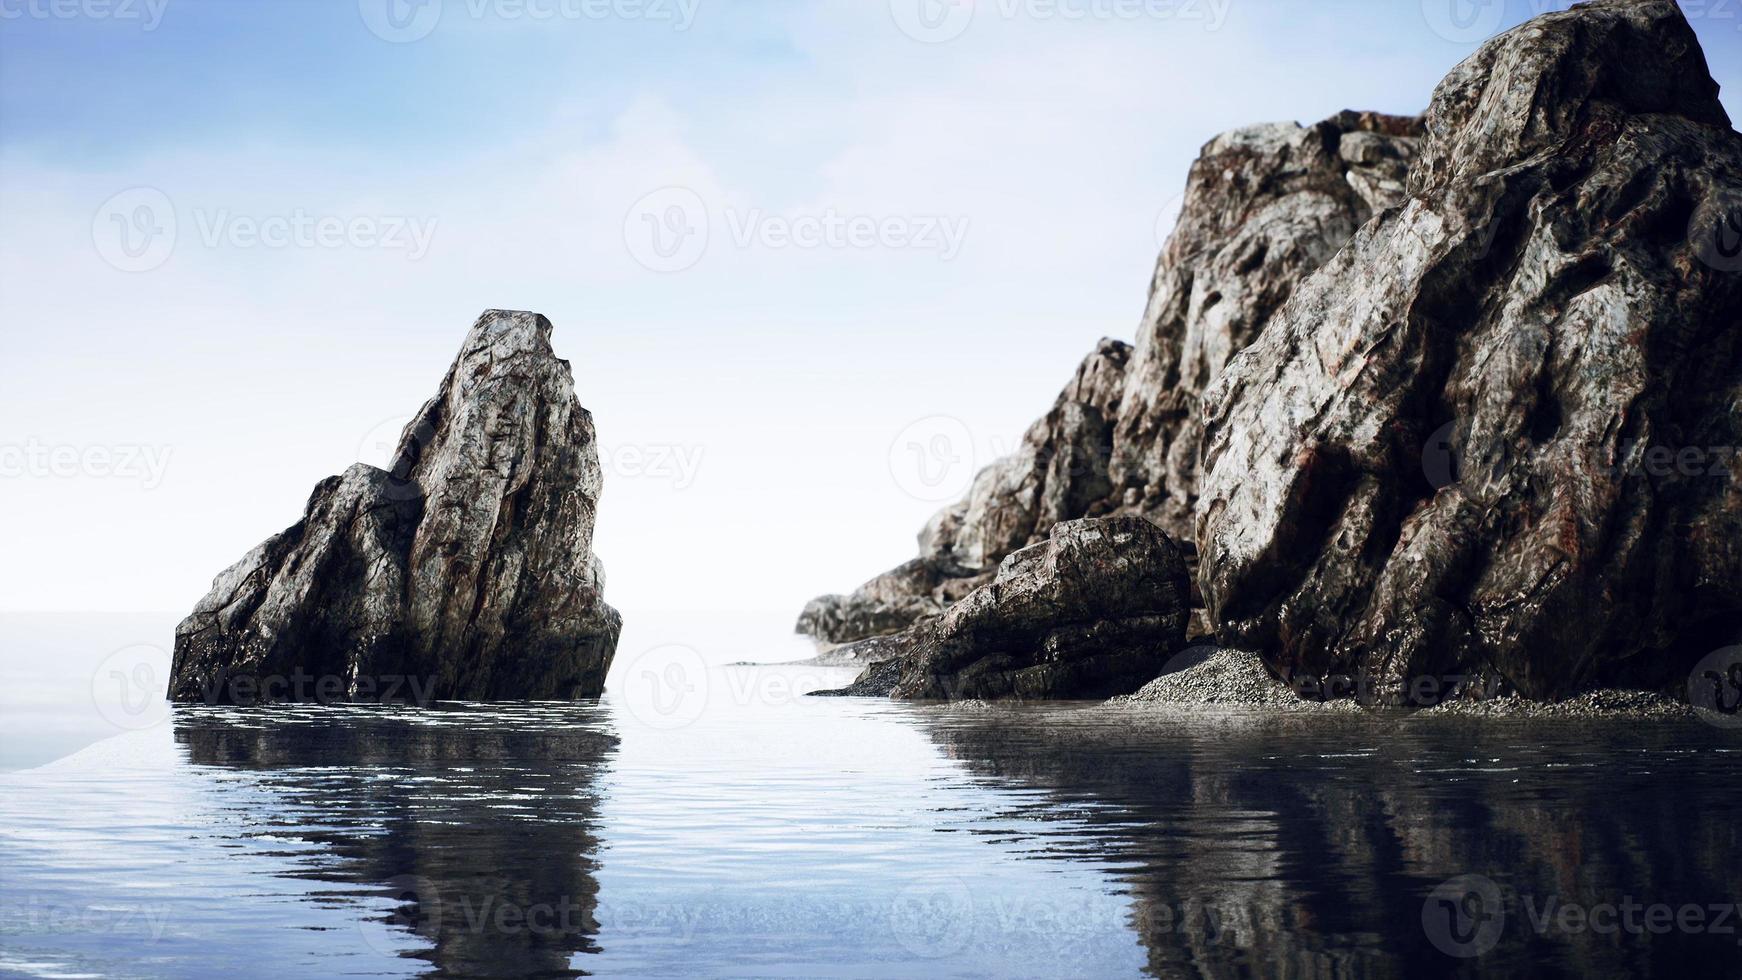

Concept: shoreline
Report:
left=1102, top=649, right=1707, bottom=722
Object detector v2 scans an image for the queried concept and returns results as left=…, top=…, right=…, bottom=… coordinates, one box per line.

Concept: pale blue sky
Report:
left=3, top=1, right=1739, bottom=658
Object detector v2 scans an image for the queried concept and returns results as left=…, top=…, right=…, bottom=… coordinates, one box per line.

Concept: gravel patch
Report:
left=1105, top=648, right=1706, bottom=721
left=1416, top=689, right=1695, bottom=720
left=1106, top=648, right=1350, bottom=711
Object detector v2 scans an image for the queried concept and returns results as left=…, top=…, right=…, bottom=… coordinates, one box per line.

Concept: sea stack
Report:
left=169, top=310, right=621, bottom=703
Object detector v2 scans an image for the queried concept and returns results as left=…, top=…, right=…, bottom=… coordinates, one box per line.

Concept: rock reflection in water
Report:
left=915, top=707, right=1742, bottom=979
left=173, top=703, right=613, bottom=978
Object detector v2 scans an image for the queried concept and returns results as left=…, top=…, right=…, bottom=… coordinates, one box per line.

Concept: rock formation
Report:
left=819, top=516, right=1190, bottom=699
left=808, top=0, right=1742, bottom=705
left=800, top=111, right=1423, bottom=653
left=169, top=310, right=622, bottom=703
left=1196, top=0, right=1742, bottom=699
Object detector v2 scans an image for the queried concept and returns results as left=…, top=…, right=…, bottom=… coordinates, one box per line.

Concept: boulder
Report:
left=799, top=111, right=1422, bottom=651
left=1196, top=0, right=1742, bottom=699
left=169, top=311, right=622, bottom=703
left=825, top=516, right=1191, bottom=700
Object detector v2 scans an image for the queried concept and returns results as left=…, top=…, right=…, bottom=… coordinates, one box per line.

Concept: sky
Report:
left=3, top=0, right=1740, bottom=655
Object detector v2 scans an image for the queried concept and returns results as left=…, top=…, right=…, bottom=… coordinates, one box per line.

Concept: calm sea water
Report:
left=2, top=615, right=1739, bottom=978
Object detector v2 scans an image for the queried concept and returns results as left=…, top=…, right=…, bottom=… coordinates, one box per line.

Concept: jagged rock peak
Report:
left=169, top=309, right=622, bottom=704
left=1411, top=0, right=1729, bottom=196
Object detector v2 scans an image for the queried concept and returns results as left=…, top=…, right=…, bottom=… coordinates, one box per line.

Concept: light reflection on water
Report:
left=1, top=663, right=1739, bottom=978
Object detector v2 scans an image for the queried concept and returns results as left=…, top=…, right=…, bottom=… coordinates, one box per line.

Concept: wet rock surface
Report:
left=820, top=517, right=1191, bottom=700
left=169, top=311, right=621, bottom=703
left=1197, top=0, right=1742, bottom=700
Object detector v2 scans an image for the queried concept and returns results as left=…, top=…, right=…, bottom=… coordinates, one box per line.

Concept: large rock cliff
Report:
left=809, top=0, right=1742, bottom=704
left=800, top=112, right=1423, bottom=652
left=169, top=311, right=622, bottom=703
left=1197, top=0, right=1742, bottom=699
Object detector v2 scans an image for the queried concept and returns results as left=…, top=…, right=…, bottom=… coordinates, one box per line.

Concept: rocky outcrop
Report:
left=169, top=310, right=622, bottom=703
left=820, top=516, right=1191, bottom=700
left=801, top=112, right=1422, bottom=651
left=1196, top=0, right=1742, bottom=699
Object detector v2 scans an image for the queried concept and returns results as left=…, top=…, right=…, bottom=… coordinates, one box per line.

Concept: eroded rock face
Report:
left=826, top=517, right=1191, bottom=700
left=169, top=311, right=622, bottom=703
left=799, top=112, right=1422, bottom=652
left=1196, top=0, right=1742, bottom=699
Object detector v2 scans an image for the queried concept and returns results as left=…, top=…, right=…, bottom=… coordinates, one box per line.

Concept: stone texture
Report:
left=1196, top=0, right=1742, bottom=699
left=169, top=310, right=621, bottom=703
left=800, top=112, right=1422, bottom=652
left=820, top=516, right=1191, bottom=700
